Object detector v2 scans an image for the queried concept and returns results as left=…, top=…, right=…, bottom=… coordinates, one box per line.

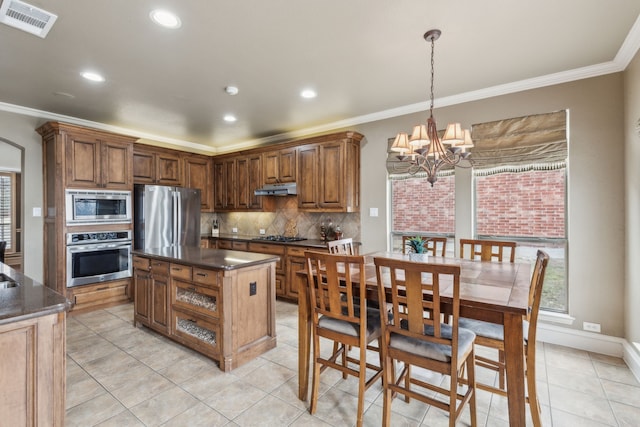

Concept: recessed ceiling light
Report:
left=223, top=114, right=237, bottom=123
left=300, top=89, right=317, bottom=99
left=149, top=9, right=181, bottom=29
left=225, top=86, right=239, bottom=96
left=80, top=71, right=105, bottom=82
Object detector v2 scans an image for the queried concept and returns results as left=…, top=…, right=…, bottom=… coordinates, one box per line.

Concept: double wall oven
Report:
left=65, top=189, right=133, bottom=288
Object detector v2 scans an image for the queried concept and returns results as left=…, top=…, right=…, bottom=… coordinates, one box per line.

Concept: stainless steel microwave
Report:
left=65, top=189, right=132, bottom=225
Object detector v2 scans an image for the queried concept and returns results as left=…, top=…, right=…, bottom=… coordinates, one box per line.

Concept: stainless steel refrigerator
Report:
left=133, top=184, right=201, bottom=250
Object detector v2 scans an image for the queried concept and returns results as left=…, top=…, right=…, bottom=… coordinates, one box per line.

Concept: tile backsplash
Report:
left=200, top=197, right=361, bottom=241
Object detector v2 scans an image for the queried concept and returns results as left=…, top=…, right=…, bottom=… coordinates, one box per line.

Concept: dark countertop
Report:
left=0, top=264, right=70, bottom=326
left=202, top=233, right=361, bottom=249
left=133, top=246, right=280, bottom=270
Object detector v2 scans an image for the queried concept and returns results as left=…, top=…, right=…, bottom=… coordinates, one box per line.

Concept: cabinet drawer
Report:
left=217, top=240, right=232, bottom=250
left=192, top=268, right=219, bottom=287
left=248, top=242, right=285, bottom=272
left=172, top=280, right=219, bottom=319
left=170, top=263, right=192, bottom=281
left=287, top=246, right=315, bottom=257
left=231, top=241, right=248, bottom=251
left=71, top=280, right=129, bottom=309
left=150, top=260, right=169, bottom=274
left=172, top=308, right=220, bottom=356
left=133, top=256, right=150, bottom=270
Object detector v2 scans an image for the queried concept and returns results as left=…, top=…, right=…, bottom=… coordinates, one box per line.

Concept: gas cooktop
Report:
left=252, top=235, right=307, bottom=242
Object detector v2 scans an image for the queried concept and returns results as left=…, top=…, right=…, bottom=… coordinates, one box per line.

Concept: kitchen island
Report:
left=132, top=246, right=279, bottom=371
left=0, top=264, right=70, bottom=426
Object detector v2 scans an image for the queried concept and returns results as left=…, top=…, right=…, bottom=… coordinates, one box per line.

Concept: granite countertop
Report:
left=0, top=264, right=70, bottom=325
left=133, top=246, right=280, bottom=270
left=202, top=233, right=361, bottom=249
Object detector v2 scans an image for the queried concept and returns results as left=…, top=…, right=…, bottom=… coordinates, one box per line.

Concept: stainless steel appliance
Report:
left=65, top=189, right=132, bottom=225
left=133, top=184, right=201, bottom=250
left=66, top=230, right=132, bottom=287
left=254, top=182, right=297, bottom=196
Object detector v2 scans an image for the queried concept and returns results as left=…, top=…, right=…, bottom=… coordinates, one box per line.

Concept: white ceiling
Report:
left=1, top=0, right=639, bottom=153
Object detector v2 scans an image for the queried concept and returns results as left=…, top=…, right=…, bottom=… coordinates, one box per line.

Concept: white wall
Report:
left=0, top=111, right=43, bottom=281
left=625, top=50, right=640, bottom=347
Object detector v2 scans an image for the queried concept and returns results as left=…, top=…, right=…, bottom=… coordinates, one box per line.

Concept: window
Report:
left=0, top=172, right=20, bottom=252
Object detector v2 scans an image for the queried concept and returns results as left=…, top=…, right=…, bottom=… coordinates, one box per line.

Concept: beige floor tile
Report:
left=180, top=369, right=240, bottom=402
left=548, top=384, right=618, bottom=425
left=601, top=378, right=640, bottom=408
left=226, top=355, right=269, bottom=378
left=68, top=334, right=121, bottom=364
left=233, top=394, right=303, bottom=426
left=65, top=392, right=127, bottom=427
left=609, top=400, right=640, bottom=426
left=589, top=352, right=627, bottom=367
left=82, top=348, right=145, bottom=381
left=544, top=348, right=597, bottom=375
left=203, top=380, right=268, bottom=420
left=66, top=369, right=106, bottom=409
left=310, top=387, right=373, bottom=426
left=545, top=343, right=591, bottom=360
left=110, top=370, right=176, bottom=408
left=157, top=352, right=219, bottom=384
left=259, top=341, right=299, bottom=368
left=130, top=386, right=199, bottom=426
left=95, top=410, right=146, bottom=426
left=546, top=364, right=606, bottom=397
left=594, top=361, right=640, bottom=386
left=289, top=411, right=334, bottom=426
left=550, top=408, right=614, bottom=427
left=419, top=404, right=487, bottom=427
left=241, top=359, right=296, bottom=393
left=161, top=402, right=230, bottom=426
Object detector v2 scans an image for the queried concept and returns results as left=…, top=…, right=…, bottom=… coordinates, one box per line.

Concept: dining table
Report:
left=297, top=251, right=533, bottom=427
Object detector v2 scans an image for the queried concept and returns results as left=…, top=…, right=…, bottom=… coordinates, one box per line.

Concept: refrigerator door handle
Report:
left=174, top=190, right=181, bottom=246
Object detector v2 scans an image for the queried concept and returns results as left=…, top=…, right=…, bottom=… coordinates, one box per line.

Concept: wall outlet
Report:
left=583, top=321, right=601, bottom=333
left=259, top=229, right=266, bottom=235
left=369, top=207, right=379, bottom=217
left=249, top=282, right=257, bottom=296
left=232, top=227, right=238, bottom=233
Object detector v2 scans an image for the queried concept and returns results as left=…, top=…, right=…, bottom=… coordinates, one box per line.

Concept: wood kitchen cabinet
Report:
left=263, top=147, right=297, bottom=184
left=248, top=242, right=286, bottom=296
left=297, top=135, right=361, bottom=212
left=133, top=144, right=182, bottom=186
left=133, top=256, right=170, bottom=333
left=0, top=312, right=66, bottom=426
left=213, top=157, right=236, bottom=211
left=214, top=153, right=265, bottom=212
left=37, top=121, right=136, bottom=310
left=183, top=153, right=213, bottom=211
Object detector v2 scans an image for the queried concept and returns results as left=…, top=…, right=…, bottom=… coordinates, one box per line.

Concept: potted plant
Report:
left=405, top=236, right=426, bottom=254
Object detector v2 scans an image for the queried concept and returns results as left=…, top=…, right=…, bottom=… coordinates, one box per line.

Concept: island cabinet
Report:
left=133, top=256, right=170, bottom=334
left=132, top=248, right=278, bottom=371
left=133, top=144, right=183, bottom=186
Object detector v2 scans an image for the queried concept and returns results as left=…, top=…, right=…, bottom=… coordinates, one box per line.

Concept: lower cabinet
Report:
left=133, top=254, right=277, bottom=371
left=0, top=312, right=66, bottom=426
left=67, top=278, right=130, bottom=313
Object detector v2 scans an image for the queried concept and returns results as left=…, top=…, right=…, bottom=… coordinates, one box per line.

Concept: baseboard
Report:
left=622, top=341, right=640, bottom=383
left=536, top=322, right=625, bottom=357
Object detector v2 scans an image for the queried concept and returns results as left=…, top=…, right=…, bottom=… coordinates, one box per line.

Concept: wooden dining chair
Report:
left=327, top=237, right=355, bottom=255
left=459, top=250, right=549, bottom=426
left=304, top=251, right=383, bottom=427
left=373, top=257, right=477, bottom=427
left=459, top=238, right=516, bottom=262
left=402, top=235, right=448, bottom=256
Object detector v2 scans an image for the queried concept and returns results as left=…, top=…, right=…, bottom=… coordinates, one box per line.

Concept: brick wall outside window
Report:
left=475, top=169, right=565, bottom=238
left=392, top=174, right=455, bottom=233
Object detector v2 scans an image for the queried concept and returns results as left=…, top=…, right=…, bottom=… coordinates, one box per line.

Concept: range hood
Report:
left=254, top=182, right=297, bottom=196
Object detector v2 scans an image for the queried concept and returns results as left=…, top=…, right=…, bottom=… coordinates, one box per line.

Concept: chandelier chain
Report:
left=429, top=36, right=435, bottom=116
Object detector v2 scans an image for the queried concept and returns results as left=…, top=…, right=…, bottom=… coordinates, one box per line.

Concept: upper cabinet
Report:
left=236, top=153, right=263, bottom=210
left=297, top=133, right=361, bottom=212
left=213, top=153, right=263, bottom=212
left=183, top=153, right=213, bottom=212
left=263, top=148, right=297, bottom=184
left=133, top=144, right=182, bottom=186
left=37, top=121, right=136, bottom=191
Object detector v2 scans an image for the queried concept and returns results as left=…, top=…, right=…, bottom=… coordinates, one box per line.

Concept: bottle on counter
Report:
left=212, top=219, right=219, bottom=236
left=334, top=225, right=343, bottom=240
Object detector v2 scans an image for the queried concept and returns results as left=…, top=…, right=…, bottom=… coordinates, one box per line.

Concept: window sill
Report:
left=539, top=310, right=575, bottom=325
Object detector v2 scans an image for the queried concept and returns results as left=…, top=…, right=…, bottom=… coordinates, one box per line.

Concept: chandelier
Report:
left=390, top=29, right=473, bottom=186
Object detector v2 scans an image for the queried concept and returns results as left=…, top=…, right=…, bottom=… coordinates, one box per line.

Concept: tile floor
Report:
left=66, top=301, right=640, bottom=426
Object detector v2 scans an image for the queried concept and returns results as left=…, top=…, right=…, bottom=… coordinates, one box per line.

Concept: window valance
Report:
left=469, top=110, right=567, bottom=171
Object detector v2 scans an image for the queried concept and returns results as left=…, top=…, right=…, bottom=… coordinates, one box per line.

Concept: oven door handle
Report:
left=67, top=242, right=132, bottom=252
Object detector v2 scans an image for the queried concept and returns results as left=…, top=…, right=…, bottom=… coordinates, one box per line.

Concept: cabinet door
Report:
left=263, top=151, right=279, bottom=184
left=151, top=275, right=169, bottom=332
left=318, top=142, right=345, bottom=209
left=236, top=156, right=250, bottom=209
left=279, top=148, right=297, bottom=182
left=224, top=158, right=236, bottom=210
left=133, top=149, right=156, bottom=183
left=133, top=268, right=150, bottom=325
left=247, top=154, right=263, bottom=210
left=286, top=256, right=306, bottom=299
left=184, top=155, right=213, bottom=211
left=213, top=160, right=226, bottom=211
left=156, top=152, right=182, bottom=186
left=101, top=140, right=133, bottom=189
left=65, top=135, right=101, bottom=188
left=297, top=144, right=319, bottom=209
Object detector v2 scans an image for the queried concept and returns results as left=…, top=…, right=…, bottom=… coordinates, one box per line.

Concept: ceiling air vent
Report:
left=0, top=0, right=57, bottom=38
